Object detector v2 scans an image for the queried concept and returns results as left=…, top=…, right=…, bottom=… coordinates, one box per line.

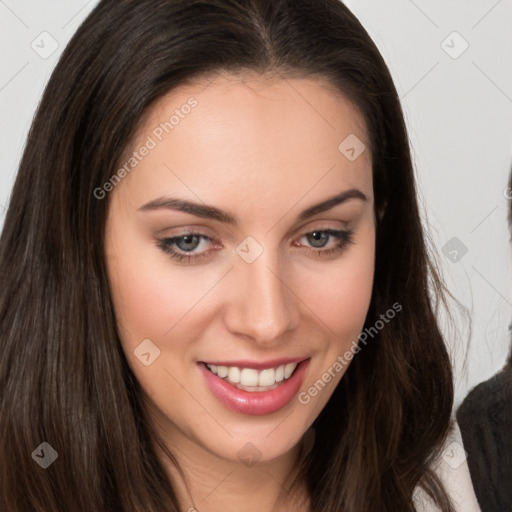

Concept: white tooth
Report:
left=216, top=365, right=228, bottom=378
left=275, top=365, right=285, bottom=382
left=240, top=368, right=259, bottom=387
left=258, top=368, right=276, bottom=387
left=228, top=367, right=241, bottom=383
left=284, top=363, right=297, bottom=379
left=209, top=364, right=218, bottom=374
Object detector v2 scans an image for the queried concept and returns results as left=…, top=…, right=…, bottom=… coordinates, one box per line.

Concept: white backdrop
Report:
left=1, top=0, right=511, bottom=407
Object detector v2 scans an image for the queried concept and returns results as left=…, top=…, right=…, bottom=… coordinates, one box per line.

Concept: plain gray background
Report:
left=1, top=0, right=511, bottom=407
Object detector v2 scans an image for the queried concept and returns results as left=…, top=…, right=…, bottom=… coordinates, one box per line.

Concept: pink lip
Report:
left=201, top=356, right=306, bottom=371
left=198, top=359, right=310, bottom=416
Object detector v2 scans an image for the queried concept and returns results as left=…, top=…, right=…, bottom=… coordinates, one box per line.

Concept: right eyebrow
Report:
left=139, top=197, right=237, bottom=225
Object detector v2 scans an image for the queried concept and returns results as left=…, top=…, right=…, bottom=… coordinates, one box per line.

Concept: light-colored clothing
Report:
left=414, top=422, right=481, bottom=511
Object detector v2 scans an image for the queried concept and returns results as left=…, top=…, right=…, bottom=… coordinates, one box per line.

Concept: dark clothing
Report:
left=457, top=367, right=512, bottom=512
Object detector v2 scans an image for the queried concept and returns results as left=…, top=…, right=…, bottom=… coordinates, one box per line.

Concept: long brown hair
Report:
left=0, top=1, right=454, bottom=510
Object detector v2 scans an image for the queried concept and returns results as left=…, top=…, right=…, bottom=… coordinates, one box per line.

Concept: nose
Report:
left=223, top=249, right=301, bottom=345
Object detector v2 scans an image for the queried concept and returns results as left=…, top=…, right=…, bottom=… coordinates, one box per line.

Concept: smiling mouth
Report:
left=199, top=358, right=310, bottom=415
left=204, top=362, right=299, bottom=392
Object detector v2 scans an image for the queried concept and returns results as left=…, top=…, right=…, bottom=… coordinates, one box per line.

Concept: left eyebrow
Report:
left=138, top=188, right=368, bottom=225
left=296, top=188, right=368, bottom=222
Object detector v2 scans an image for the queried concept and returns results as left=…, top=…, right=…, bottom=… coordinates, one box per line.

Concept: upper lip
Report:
left=200, top=356, right=308, bottom=370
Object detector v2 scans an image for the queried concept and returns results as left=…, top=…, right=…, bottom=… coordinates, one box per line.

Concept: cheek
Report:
left=296, top=230, right=375, bottom=343
left=106, top=229, right=218, bottom=346
left=105, top=239, right=205, bottom=407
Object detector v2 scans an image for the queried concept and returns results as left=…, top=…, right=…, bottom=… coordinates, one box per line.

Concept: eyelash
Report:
left=157, top=228, right=355, bottom=264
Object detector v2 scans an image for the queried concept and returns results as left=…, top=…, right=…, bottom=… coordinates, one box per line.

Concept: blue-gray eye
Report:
left=174, top=234, right=201, bottom=252
left=307, top=231, right=330, bottom=248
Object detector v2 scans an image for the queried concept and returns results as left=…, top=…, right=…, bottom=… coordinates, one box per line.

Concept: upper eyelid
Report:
left=163, top=219, right=350, bottom=239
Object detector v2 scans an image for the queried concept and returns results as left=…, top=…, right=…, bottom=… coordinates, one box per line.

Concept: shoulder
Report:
left=457, top=369, right=512, bottom=439
left=413, top=422, right=481, bottom=512
left=458, top=369, right=512, bottom=420
left=456, top=369, right=512, bottom=510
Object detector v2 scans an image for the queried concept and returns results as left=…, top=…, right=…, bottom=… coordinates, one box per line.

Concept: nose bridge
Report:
left=225, top=242, right=299, bottom=342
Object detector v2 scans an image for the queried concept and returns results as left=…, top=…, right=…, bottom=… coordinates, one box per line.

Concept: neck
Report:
left=156, top=431, right=310, bottom=512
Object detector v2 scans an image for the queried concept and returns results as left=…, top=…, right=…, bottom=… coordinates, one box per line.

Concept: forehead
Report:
left=146, top=71, right=367, bottom=142
left=132, top=71, right=369, bottom=150
left=116, top=72, right=373, bottom=212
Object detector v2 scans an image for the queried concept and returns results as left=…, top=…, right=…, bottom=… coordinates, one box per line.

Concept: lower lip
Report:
left=198, top=360, right=309, bottom=415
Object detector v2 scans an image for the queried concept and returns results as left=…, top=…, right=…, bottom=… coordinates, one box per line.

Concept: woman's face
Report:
left=105, top=73, right=375, bottom=465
